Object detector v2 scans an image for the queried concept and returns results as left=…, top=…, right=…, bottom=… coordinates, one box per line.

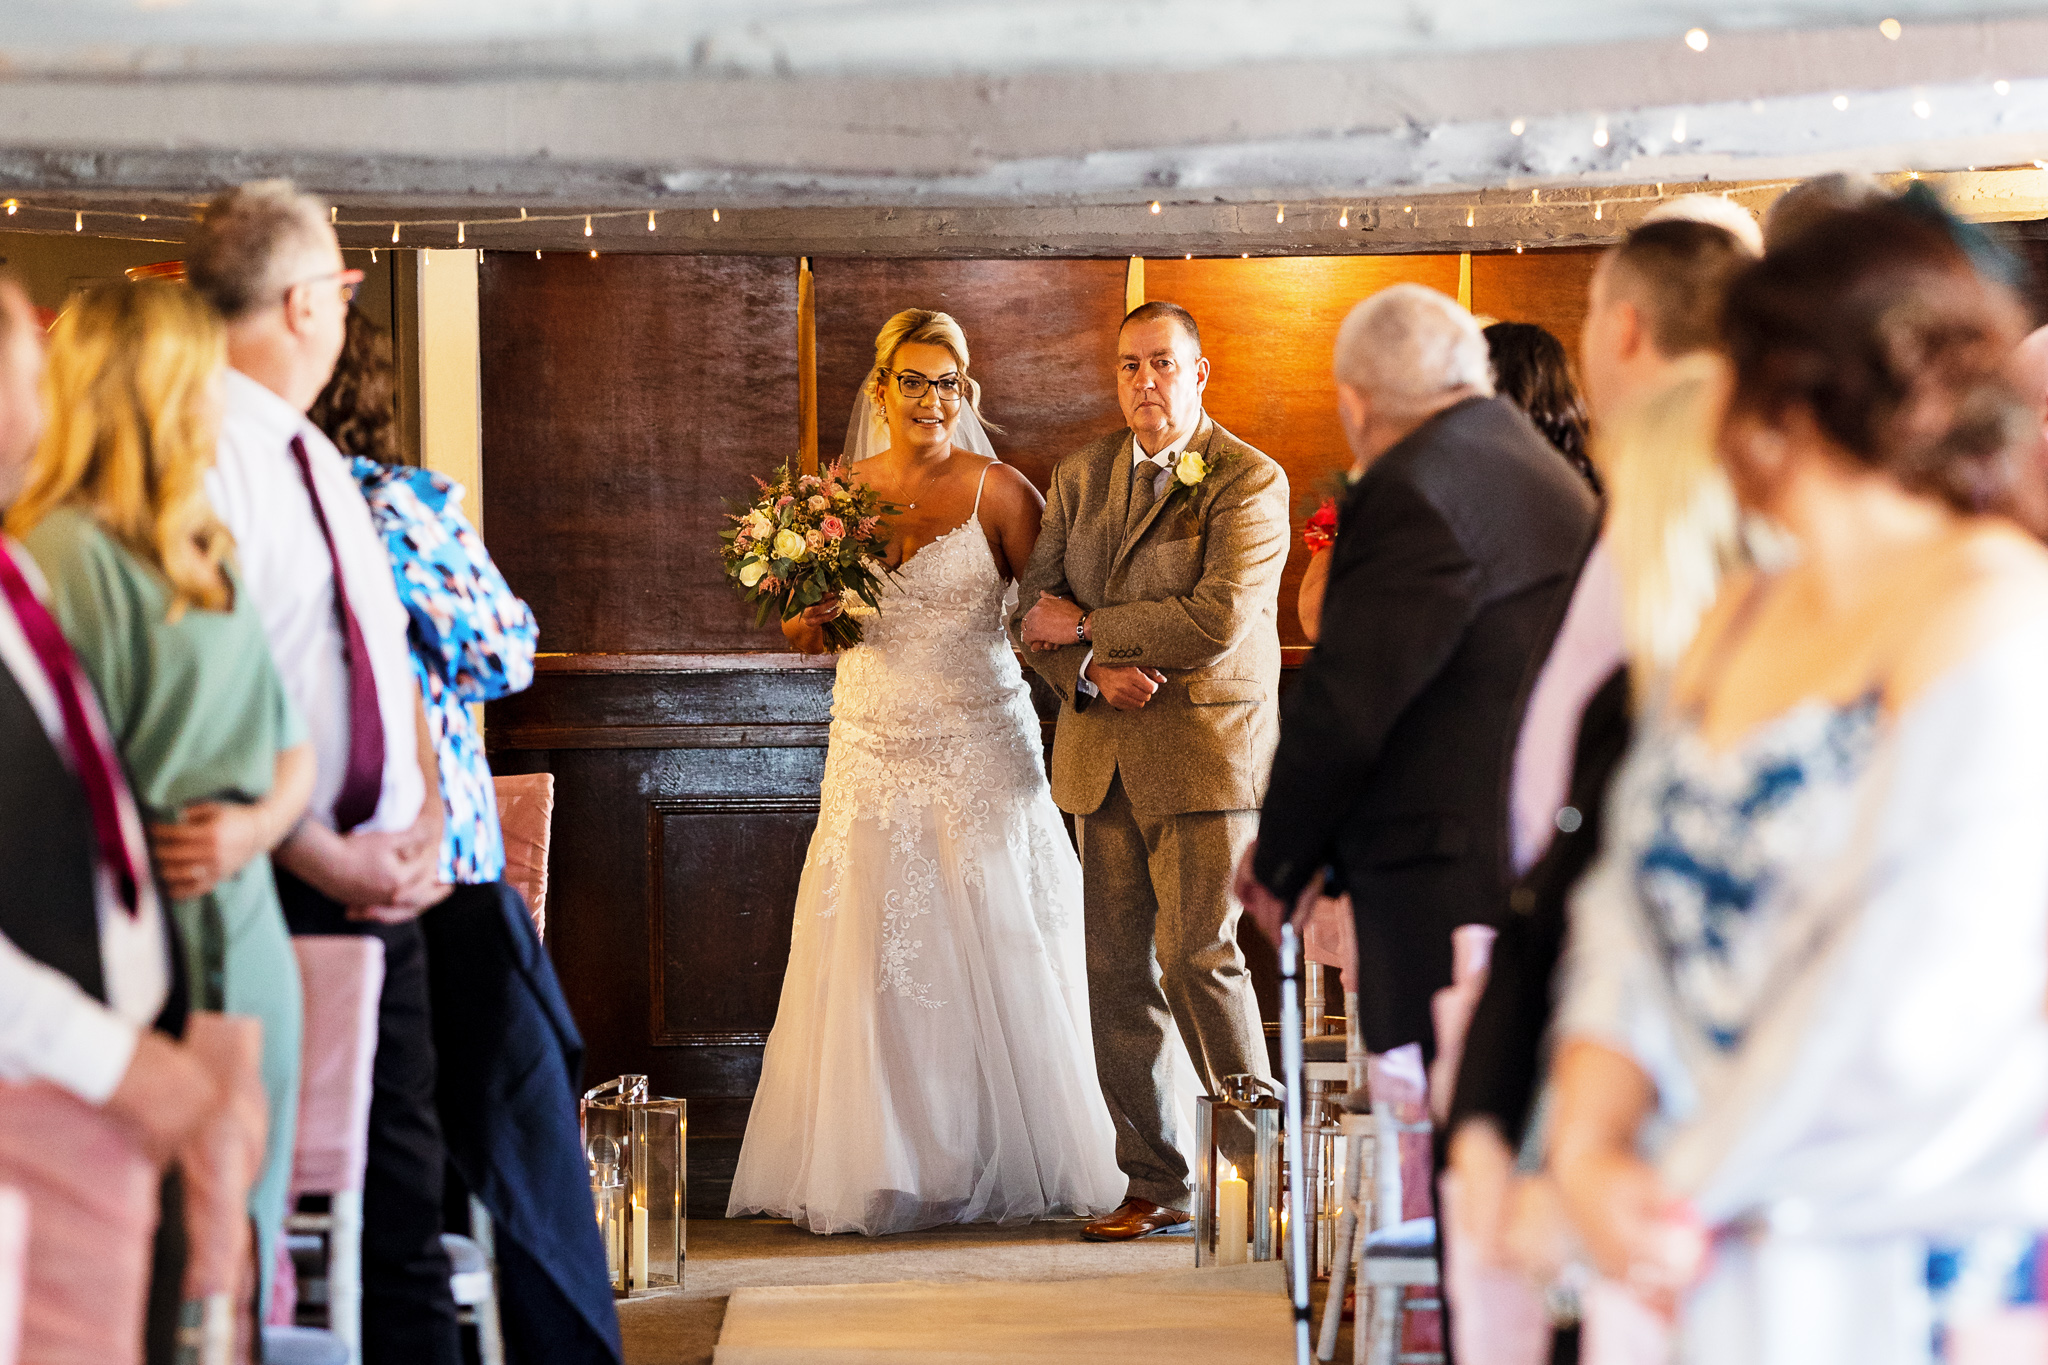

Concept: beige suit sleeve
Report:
left=1011, top=463, right=1090, bottom=704
left=1086, top=456, right=1290, bottom=672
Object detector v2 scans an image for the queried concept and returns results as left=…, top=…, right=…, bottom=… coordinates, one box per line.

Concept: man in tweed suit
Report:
left=1014, top=302, right=1289, bottom=1241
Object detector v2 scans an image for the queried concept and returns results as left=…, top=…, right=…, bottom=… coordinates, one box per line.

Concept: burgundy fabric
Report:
left=0, top=539, right=141, bottom=914
left=286, top=436, right=385, bottom=832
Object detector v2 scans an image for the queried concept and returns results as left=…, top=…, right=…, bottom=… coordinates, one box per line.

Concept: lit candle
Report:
left=1218, top=1162, right=1249, bottom=1266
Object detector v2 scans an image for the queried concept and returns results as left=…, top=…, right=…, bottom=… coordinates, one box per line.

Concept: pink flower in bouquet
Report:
left=807, top=494, right=829, bottom=512
left=820, top=514, right=846, bottom=540
left=858, top=516, right=881, bottom=537
left=761, top=575, right=783, bottom=595
left=805, top=528, right=826, bottom=552
left=799, top=474, right=820, bottom=491
left=777, top=495, right=794, bottom=510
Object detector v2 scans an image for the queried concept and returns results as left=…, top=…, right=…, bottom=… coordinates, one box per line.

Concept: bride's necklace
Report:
left=897, top=457, right=949, bottom=510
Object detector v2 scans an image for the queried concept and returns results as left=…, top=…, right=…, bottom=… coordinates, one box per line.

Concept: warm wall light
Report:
left=1594, top=202, right=1604, bottom=220
left=1150, top=201, right=1161, bottom=214
left=371, top=248, right=378, bottom=262
left=73, top=211, right=82, bottom=231
left=457, top=222, right=466, bottom=243
left=1339, top=207, right=1349, bottom=227
left=1913, top=98, right=1932, bottom=118
left=590, top=249, right=599, bottom=258
left=536, top=249, right=542, bottom=258
left=1995, top=80, right=2012, bottom=96
left=584, top=215, right=593, bottom=236
left=330, top=206, right=338, bottom=223
left=1593, top=120, right=1609, bottom=147
left=1509, top=118, right=1525, bottom=136
left=1672, top=115, right=1687, bottom=142
left=1466, top=207, right=1475, bottom=227
left=392, top=222, right=401, bottom=243
left=648, top=211, right=658, bottom=230
left=1833, top=94, right=1849, bottom=110
left=1879, top=17, right=1902, bottom=39
left=712, top=208, right=721, bottom=222
left=520, top=207, right=529, bottom=220
left=1515, top=241, right=1524, bottom=253
left=1685, top=28, right=1709, bottom=51
left=1275, top=204, right=1285, bottom=223
left=4, top=201, right=16, bottom=215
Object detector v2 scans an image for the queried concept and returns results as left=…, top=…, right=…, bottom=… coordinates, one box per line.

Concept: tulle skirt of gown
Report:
left=726, top=776, right=1127, bottom=1234
left=726, top=516, right=1126, bottom=1235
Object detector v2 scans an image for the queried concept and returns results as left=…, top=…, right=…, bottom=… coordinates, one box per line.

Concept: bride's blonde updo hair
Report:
left=866, top=309, right=1002, bottom=432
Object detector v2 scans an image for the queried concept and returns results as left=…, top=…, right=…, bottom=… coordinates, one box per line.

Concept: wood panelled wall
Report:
left=482, top=246, right=1605, bottom=1213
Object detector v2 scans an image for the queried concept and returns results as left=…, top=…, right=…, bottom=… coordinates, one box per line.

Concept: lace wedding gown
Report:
left=726, top=467, right=1127, bottom=1235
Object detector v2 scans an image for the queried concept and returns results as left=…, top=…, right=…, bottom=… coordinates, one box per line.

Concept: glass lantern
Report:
left=1193, top=1073, right=1283, bottom=1266
left=582, top=1075, right=687, bottom=1295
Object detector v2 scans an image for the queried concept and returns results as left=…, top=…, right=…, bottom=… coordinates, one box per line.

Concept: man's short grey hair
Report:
left=1333, top=284, right=1494, bottom=415
left=186, top=179, right=335, bottom=321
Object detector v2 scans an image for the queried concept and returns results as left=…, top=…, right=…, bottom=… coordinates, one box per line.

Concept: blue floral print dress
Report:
left=352, top=461, right=538, bottom=884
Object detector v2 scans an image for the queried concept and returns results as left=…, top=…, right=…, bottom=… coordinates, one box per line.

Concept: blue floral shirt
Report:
left=352, top=460, right=538, bottom=884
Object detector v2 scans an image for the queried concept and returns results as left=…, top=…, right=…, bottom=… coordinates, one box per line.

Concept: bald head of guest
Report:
left=1579, top=218, right=1758, bottom=425
left=0, top=276, right=44, bottom=511
left=185, top=179, right=353, bottom=413
left=1332, top=283, right=1494, bottom=474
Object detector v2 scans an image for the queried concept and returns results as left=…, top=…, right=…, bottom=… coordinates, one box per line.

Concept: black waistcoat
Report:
left=0, top=659, right=108, bottom=1001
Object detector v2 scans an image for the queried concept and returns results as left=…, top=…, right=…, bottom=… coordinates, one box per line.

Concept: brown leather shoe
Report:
left=1081, top=1196, right=1193, bottom=1242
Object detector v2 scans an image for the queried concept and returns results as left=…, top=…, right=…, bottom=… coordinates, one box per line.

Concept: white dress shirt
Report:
left=0, top=537, right=169, bottom=1104
left=205, top=369, right=424, bottom=833
left=1076, top=421, right=1201, bottom=696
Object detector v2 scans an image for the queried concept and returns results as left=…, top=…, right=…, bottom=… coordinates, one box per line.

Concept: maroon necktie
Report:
left=0, top=539, right=142, bottom=913
left=288, top=434, right=386, bottom=832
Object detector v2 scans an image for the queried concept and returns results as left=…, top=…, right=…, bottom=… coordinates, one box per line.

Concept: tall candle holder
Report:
left=1193, top=1073, right=1283, bottom=1266
left=581, top=1075, right=687, bottom=1296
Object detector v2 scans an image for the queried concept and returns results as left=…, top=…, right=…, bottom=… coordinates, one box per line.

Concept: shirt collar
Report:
left=222, top=366, right=321, bottom=449
left=1132, top=412, right=1205, bottom=469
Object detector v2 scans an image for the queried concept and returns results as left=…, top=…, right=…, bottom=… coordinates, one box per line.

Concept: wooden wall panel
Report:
left=1470, top=246, right=1604, bottom=364
left=812, top=258, right=1128, bottom=491
left=478, top=252, right=800, bottom=655
left=1141, top=254, right=1462, bottom=648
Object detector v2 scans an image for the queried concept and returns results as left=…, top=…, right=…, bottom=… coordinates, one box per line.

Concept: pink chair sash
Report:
left=289, top=938, right=384, bottom=1199
left=0, top=1081, right=157, bottom=1365
left=0, top=1184, right=28, bottom=1365
left=493, top=773, right=555, bottom=939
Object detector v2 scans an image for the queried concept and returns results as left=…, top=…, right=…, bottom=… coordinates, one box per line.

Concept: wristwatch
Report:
left=1075, top=612, right=1090, bottom=644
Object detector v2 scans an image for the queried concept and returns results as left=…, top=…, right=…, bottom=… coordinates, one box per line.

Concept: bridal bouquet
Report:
left=721, top=461, right=894, bottom=651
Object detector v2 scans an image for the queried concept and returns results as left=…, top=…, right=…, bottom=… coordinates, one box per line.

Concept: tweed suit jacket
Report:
left=1012, top=414, right=1289, bottom=817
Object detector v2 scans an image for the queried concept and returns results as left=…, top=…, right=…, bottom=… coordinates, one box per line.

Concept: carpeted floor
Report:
left=618, top=1216, right=1199, bottom=1365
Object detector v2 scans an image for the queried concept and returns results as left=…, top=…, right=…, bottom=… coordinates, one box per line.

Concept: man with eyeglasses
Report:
left=188, top=180, right=461, bottom=1365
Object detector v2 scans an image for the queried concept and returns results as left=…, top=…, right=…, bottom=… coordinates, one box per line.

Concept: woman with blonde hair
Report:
left=728, top=308, right=1125, bottom=1235
left=9, top=280, right=314, bottom=1315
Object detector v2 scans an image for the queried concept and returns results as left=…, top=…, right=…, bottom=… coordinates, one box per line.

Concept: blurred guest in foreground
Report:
left=1445, top=217, right=1756, bottom=1364
left=0, top=272, right=234, bottom=1365
left=1485, top=321, right=1596, bottom=493
left=9, top=280, right=314, bottom=1322
left=188, top=179, right=460, bottom=1365
left=314, top=307, right=620, bottom=1365
left=1551, top=202, right=2048, bottom=1361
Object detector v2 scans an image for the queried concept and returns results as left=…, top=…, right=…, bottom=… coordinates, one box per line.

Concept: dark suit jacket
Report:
left=423, top=882, right=622, bottom=1365
left=1254, top=396, right=1598, bottom=1054
left=1449, top=665, right=1631, bottom=1147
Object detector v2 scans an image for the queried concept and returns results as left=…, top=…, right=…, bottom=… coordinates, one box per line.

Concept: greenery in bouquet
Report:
left=721, top=460, right=897, bottom=651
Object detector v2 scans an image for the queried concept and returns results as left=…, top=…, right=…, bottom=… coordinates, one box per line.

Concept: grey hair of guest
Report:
left=1333, top=283, right=1495, bottom=416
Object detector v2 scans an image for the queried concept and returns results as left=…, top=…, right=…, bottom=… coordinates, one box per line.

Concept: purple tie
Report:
left=288, top=435, right=386, bottom=832
left=0, top=539, right=142, bottom=913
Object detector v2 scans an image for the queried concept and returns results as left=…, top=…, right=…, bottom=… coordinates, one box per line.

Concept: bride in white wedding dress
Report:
left=726, top=309, right=1127, bottom=1235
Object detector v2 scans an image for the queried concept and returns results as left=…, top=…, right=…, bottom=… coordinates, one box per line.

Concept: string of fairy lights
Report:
left=0, top=178, right=1874, bottom=260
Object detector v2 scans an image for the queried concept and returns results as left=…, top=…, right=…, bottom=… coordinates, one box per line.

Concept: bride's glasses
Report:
left=885, top=370, right=965, bottom=402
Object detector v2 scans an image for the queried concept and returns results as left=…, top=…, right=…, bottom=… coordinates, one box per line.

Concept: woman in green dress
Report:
left=7, top=281, right=314, bottom=1313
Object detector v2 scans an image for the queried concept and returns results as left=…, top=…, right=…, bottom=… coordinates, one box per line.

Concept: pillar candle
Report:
left=631, top=1198, right=650, bottom=1290
left=1218, top=1163, right=1249, bottom=1266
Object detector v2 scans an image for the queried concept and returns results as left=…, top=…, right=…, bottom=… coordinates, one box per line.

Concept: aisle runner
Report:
left=713, top=1261, right=1290, bottom=1363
